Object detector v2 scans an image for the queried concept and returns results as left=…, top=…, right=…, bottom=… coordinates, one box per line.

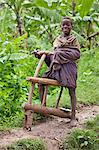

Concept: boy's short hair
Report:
left=62, top=16, right=73, bottom=26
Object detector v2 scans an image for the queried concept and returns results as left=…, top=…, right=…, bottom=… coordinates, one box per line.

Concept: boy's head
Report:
left=61, top=17, right=72, bottom=36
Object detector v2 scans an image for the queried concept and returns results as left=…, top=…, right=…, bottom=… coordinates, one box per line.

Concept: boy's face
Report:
left=61, top=19, right=72, bottom=36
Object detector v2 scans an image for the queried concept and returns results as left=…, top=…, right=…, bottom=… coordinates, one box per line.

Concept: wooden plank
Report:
left=23, top=104, right=71, bottom=118
left=27, top=77, right=63, bottom=86
left=34, top=54, right=46, bottom=77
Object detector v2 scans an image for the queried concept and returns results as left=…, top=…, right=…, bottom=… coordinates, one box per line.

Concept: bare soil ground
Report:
left=0, top=105, right=99, bottom=150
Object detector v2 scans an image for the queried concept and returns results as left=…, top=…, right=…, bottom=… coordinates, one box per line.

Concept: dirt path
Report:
left=0, top=105, right=99, bottom=150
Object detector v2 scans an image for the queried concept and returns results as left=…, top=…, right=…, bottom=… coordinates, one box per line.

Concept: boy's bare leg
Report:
left=68, top=87, right=78, bottom=127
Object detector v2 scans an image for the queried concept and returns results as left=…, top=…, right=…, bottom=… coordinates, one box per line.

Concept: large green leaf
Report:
left=13, top=33, right=28, bottom=44
left=77, top=0, right=95, bottom=17
left=22, top=1, right=35, bottom=8
left=34, top=0, right=49, bottom=8
left=72, top=30, right=86, bottom=44
left=0, top=53, right=28, bottom=63
left=36, top=7, right=62, bottom=22
left=33, top=0, right=59, bottom=10
left=9, top=53, right=28, bottom=60
left=44, top=0, right=59, bottom=6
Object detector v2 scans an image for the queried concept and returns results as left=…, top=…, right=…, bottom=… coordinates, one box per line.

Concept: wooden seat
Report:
left=27, top=77, right=63, bottom=86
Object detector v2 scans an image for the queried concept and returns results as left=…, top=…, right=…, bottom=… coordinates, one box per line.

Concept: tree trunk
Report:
left=72, top=0, right=76, bottom=16
left=16, top=11, right=23, bottom=36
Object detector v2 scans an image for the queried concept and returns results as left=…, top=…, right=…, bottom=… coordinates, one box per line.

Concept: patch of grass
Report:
left=77, top=49, right=99, bottom=105
left=63, top=129, right=99, bottom=150
left=0, top=113, right=24, bottom=130
left=86, top=115, right=99, bottom=136
left=2, top=138, right=47, bottom=150
left=47, top=87, right=70, bottom=108
left=62, top=116, right=99, bottom=150
left=0, top=126, right=11, bottom=136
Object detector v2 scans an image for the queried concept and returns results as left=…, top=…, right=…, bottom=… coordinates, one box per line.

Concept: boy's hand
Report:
left=37, top=51, right=45, bottom=56
left=32, top=50, right=41, bottom=58
left=32, top=50, right=51, bottom=59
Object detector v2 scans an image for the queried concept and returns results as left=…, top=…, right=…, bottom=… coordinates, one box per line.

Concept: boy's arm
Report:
left=33, top=50, right=53, bottom=59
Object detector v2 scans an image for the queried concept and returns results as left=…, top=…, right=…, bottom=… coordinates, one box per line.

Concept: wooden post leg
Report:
left=23, top=54, right=46, bottom=130
left=28, top=83, right=35, bottom=104
left=23, top=110, right=33, bottom=131
left=41, top=85, right=48, bottom=106
left=24, top=83, right=35, bottom=130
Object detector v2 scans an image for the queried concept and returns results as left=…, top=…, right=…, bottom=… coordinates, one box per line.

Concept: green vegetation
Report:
left=62, top=116, right=99, bottom=150
left=1, top=138, right=47, bottom=150
left=77, top=48, right=99, bottom=104
left=0, top=0, right=99, bottom=129
left=63, top=129, right=98, bottom=150
left=86, top=115, right=99, bottom=136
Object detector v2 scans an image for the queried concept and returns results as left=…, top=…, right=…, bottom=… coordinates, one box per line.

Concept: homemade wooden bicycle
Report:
left=23, top=54, right=71, bottom=131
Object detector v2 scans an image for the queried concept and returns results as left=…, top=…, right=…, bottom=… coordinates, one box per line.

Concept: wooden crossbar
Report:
left=27, top=77, right=63, bottom=86
left=24, top=103, right=71, bottom=119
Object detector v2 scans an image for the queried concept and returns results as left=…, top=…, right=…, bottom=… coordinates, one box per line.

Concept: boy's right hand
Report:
left=33, top=50, right=50, bottom=58
left=32, top=50, right=41, bottom=59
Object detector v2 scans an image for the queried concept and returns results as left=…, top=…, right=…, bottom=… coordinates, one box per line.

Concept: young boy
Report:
left=34, top=17, right=80, bottom=127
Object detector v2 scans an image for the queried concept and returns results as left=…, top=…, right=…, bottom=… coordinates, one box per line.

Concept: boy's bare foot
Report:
left=70, top=119, right=78, bottom=127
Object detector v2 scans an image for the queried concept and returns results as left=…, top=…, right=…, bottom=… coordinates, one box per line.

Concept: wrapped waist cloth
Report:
left=43, top=48, right=80, bottom=88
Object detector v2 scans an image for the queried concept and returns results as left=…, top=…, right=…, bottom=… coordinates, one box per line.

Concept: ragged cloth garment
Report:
left=43, top=34, right=80, bottom=89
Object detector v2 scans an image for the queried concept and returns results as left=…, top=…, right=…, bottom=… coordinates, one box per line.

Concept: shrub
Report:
left=63, top=129, right=99, bottom=150
left=86, top=115, right=99, bottom=136
left=3, top=138, right=47, bottom=150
